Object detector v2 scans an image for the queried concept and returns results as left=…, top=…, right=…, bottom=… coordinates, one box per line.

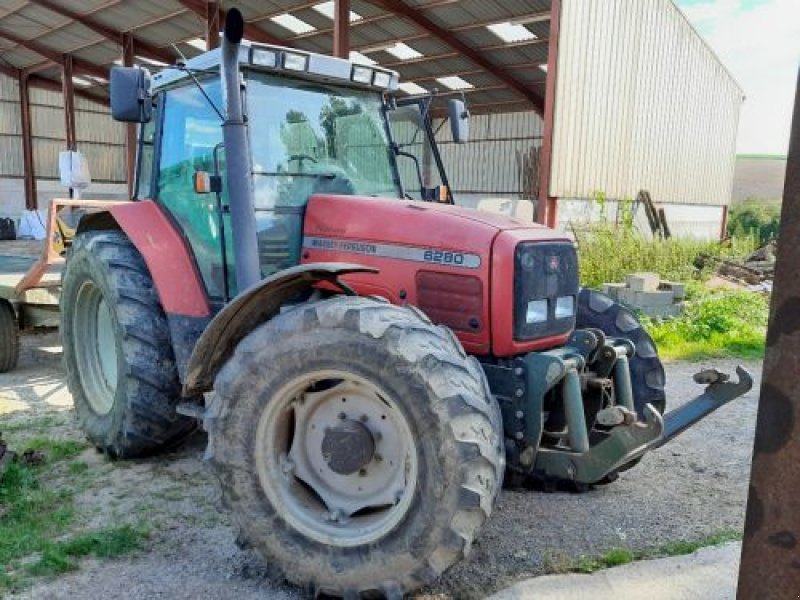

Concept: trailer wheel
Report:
left=207, top=296, right=504, bottom=598
left=577, top=288, right=666, bottom=415
left=0, top=299, right=19, bottom=373
left=61, top=231, right=195, bottom=457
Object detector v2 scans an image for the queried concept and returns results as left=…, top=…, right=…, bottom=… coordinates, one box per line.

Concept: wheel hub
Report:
left=321, top=419, right=375, bottom=475
left=256, top=373, right=418, bottom=547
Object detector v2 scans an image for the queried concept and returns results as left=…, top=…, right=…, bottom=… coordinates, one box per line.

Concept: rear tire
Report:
left=61, top=231, right=195, bottom=458
left=207, top=296, right=504, bottom=598
left=0, top=299, right=19, bottom=373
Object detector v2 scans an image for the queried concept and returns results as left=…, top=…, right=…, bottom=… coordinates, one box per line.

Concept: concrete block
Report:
left=634, top=290, right=675, bottom=307
left=641, top=303, right=683, bottom=318
left=625, top=272, right=660, bottom=292
left=618, top=288, right=637, bottom=306
left=602, top=283, right=626, bottom=300
left=659, top=281, right=686, bottom=299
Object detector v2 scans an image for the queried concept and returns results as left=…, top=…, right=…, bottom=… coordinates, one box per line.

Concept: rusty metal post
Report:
left=537, top=0, right=560, bottom=227
left=333, top=0, right=350, bottom=59
left=206, top=1, right=220, bottom=50
left=18, top=72, right=37, bottom=210
left=122, top=32, right=136, bottom=199
left=61, top=54, right=76, bottom=150
left=737, top=68, right=800, bottom=599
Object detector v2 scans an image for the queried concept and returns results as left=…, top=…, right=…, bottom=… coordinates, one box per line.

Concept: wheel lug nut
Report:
left=358, top=468, right=367, bottom=477
left=360, top=414, right=368, bottom=422
left=338, top=412, right=346, bottom=420
left=374, top=453, right=383, bottom=463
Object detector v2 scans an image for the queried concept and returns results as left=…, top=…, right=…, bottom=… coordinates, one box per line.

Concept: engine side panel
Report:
left=301, top=195, right=504, bottom=354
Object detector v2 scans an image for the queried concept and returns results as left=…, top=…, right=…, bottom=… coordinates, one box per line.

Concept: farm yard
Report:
left=0, top=333, right=761, bottom=599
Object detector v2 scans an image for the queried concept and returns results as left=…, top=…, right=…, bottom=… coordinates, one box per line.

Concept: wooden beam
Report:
left=537, top=0, right=560, bottom=227
left=0, top=31, right=108, bottom=80
left=364, top=0, right=544, bottom=114
left=333, top=0, right=350, bottom=58
left=19, top=73, right=37, bottom=210
left=206, top=1, right=220, bottom=50
left=177, top=0, right=285, bottom=46
left=27, top=0, right=176, bottom=65
left=62, top=54, right=76, bottom=151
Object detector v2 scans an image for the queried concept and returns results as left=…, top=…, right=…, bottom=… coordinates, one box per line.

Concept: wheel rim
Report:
left=73, top=281, right=118, bottom=415
left=255, top=369, right=418, bottom=547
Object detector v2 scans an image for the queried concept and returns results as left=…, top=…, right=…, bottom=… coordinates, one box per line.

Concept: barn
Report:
left=0, top=0, right=742, bottom=239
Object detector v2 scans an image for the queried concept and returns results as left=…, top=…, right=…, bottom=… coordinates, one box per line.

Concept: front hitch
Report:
left=532, top=366, right=753, bottom=484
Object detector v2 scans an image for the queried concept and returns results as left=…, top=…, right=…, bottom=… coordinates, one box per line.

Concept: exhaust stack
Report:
left=221, top=8, right=260, bottom=292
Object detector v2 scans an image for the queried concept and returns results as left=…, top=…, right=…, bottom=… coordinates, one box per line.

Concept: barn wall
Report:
left=0, top=73, right=128, bottom=218
left=549, top=0, right=743, bottom=208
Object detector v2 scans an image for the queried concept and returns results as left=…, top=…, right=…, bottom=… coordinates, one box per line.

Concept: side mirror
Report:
left=448, top=98, right=469, bottom=143
left=110, top=66, right=152, bottom=123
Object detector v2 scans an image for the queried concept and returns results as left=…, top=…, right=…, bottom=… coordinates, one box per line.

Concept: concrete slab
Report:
left=489, top=541, right=740, bottom=600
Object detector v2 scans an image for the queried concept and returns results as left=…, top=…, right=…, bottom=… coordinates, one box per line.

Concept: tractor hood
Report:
left=303, top=194, right=569, bottom=252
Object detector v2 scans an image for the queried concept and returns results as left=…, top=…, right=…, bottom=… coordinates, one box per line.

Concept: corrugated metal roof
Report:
left=0, top=0, right=555, bottom=114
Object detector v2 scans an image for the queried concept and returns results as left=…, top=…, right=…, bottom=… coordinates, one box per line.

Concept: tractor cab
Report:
left=115, top=42, right=466, bottom=301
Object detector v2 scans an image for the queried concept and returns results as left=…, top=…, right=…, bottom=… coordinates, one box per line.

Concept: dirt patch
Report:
left=1, top=334, right=761, bottom=599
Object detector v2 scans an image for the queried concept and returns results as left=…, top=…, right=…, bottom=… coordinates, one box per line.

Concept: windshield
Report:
left=246, top=72, right=400, bottom=208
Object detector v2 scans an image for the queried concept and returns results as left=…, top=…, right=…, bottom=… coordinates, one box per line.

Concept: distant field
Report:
left=732, top=156, right=786, bottom=203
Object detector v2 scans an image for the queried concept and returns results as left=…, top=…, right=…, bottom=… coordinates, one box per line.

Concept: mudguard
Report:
left=182, top=263, right=378, bottom=396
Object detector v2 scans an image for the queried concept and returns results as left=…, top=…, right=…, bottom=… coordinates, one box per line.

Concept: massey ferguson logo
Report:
left=547, top=255, right=561, bottom=272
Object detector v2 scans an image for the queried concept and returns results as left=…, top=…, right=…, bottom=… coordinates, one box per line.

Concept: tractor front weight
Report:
left=482, top=330, right=752, bottom=485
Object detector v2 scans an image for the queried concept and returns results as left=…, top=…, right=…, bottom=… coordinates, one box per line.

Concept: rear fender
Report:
left=182, top=263, right=378, bottom=396
left=79, top=200, right=210, bottom=318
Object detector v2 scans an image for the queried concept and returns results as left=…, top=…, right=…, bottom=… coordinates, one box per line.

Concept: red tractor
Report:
left=61, top=10, right=751, bottom=598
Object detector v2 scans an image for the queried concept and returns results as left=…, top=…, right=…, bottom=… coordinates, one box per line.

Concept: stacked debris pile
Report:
left=602, top=272, right=686, bottom=317
left=695, top=241, right=776, bottom=289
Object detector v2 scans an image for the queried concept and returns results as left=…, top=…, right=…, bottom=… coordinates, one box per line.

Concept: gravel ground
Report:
left=0, top=333, right=761, bottom=599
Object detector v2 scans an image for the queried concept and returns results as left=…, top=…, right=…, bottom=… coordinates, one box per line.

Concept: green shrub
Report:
left=576, top=225, right=757, bottom=289
left=643, top=292, right=769, bottom=360
left=727, top=199, right=781, bottom=244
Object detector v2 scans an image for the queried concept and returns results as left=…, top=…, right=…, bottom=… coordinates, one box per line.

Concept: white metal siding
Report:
left=0, top=73, right=126, bottom=183
left=434, top=110, right=544, bottom=196
left=550, top=0, right=743, bottom=207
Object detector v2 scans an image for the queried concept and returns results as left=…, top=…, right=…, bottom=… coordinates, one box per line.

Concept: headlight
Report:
left=555, top=295, right=575, bottom=319
left=283, top=52, right=308, bottom=71
left=526, top=299, right=548, bottom=323
left=372, top=70, right=392, bottom=88
left=252, top=49, right=277, bottom=67
left=352, top=65, right=373, bottom=84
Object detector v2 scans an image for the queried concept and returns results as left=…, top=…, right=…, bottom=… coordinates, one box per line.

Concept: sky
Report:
left=675, top=0, right=799, bottom=155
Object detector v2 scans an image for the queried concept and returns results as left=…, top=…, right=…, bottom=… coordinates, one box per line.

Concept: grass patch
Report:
left=643, top=292, right=768, bottom=360
left=544, top=529, right=742, bottom=576
left=23, top=438, right=86, bottom=461
left=0, top=415, right=63, bottom=433
left=575, top=225, right=757, bottom=289
left=0, top=437, right=143, bottom=593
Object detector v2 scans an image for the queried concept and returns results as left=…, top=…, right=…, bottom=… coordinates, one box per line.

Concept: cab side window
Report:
left=157, top=80, right=227, bottom=298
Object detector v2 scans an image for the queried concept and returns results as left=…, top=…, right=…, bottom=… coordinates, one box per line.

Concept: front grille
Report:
left=416, top=271, right=483, bottom=332
left=513, top=242, right=579, bottom=341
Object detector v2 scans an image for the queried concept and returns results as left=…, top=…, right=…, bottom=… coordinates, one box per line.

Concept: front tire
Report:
left=61, top=231, right=195, bottom=457
left=207, top=296, right=504, bottom=598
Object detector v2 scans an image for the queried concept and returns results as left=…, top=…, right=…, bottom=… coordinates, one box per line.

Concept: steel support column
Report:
left=537, top=0, right=561, bottom=227
left=122, top=33, right=136, bottom=199
left=737, top=69, right=800, bottom=599
left=19, top=72, right=37, bottom=210
left=206, top=1, right=220, bottom=50
left=333, top=0, right=350, bottom=58
left=61, top=54, right=76, bottom=151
